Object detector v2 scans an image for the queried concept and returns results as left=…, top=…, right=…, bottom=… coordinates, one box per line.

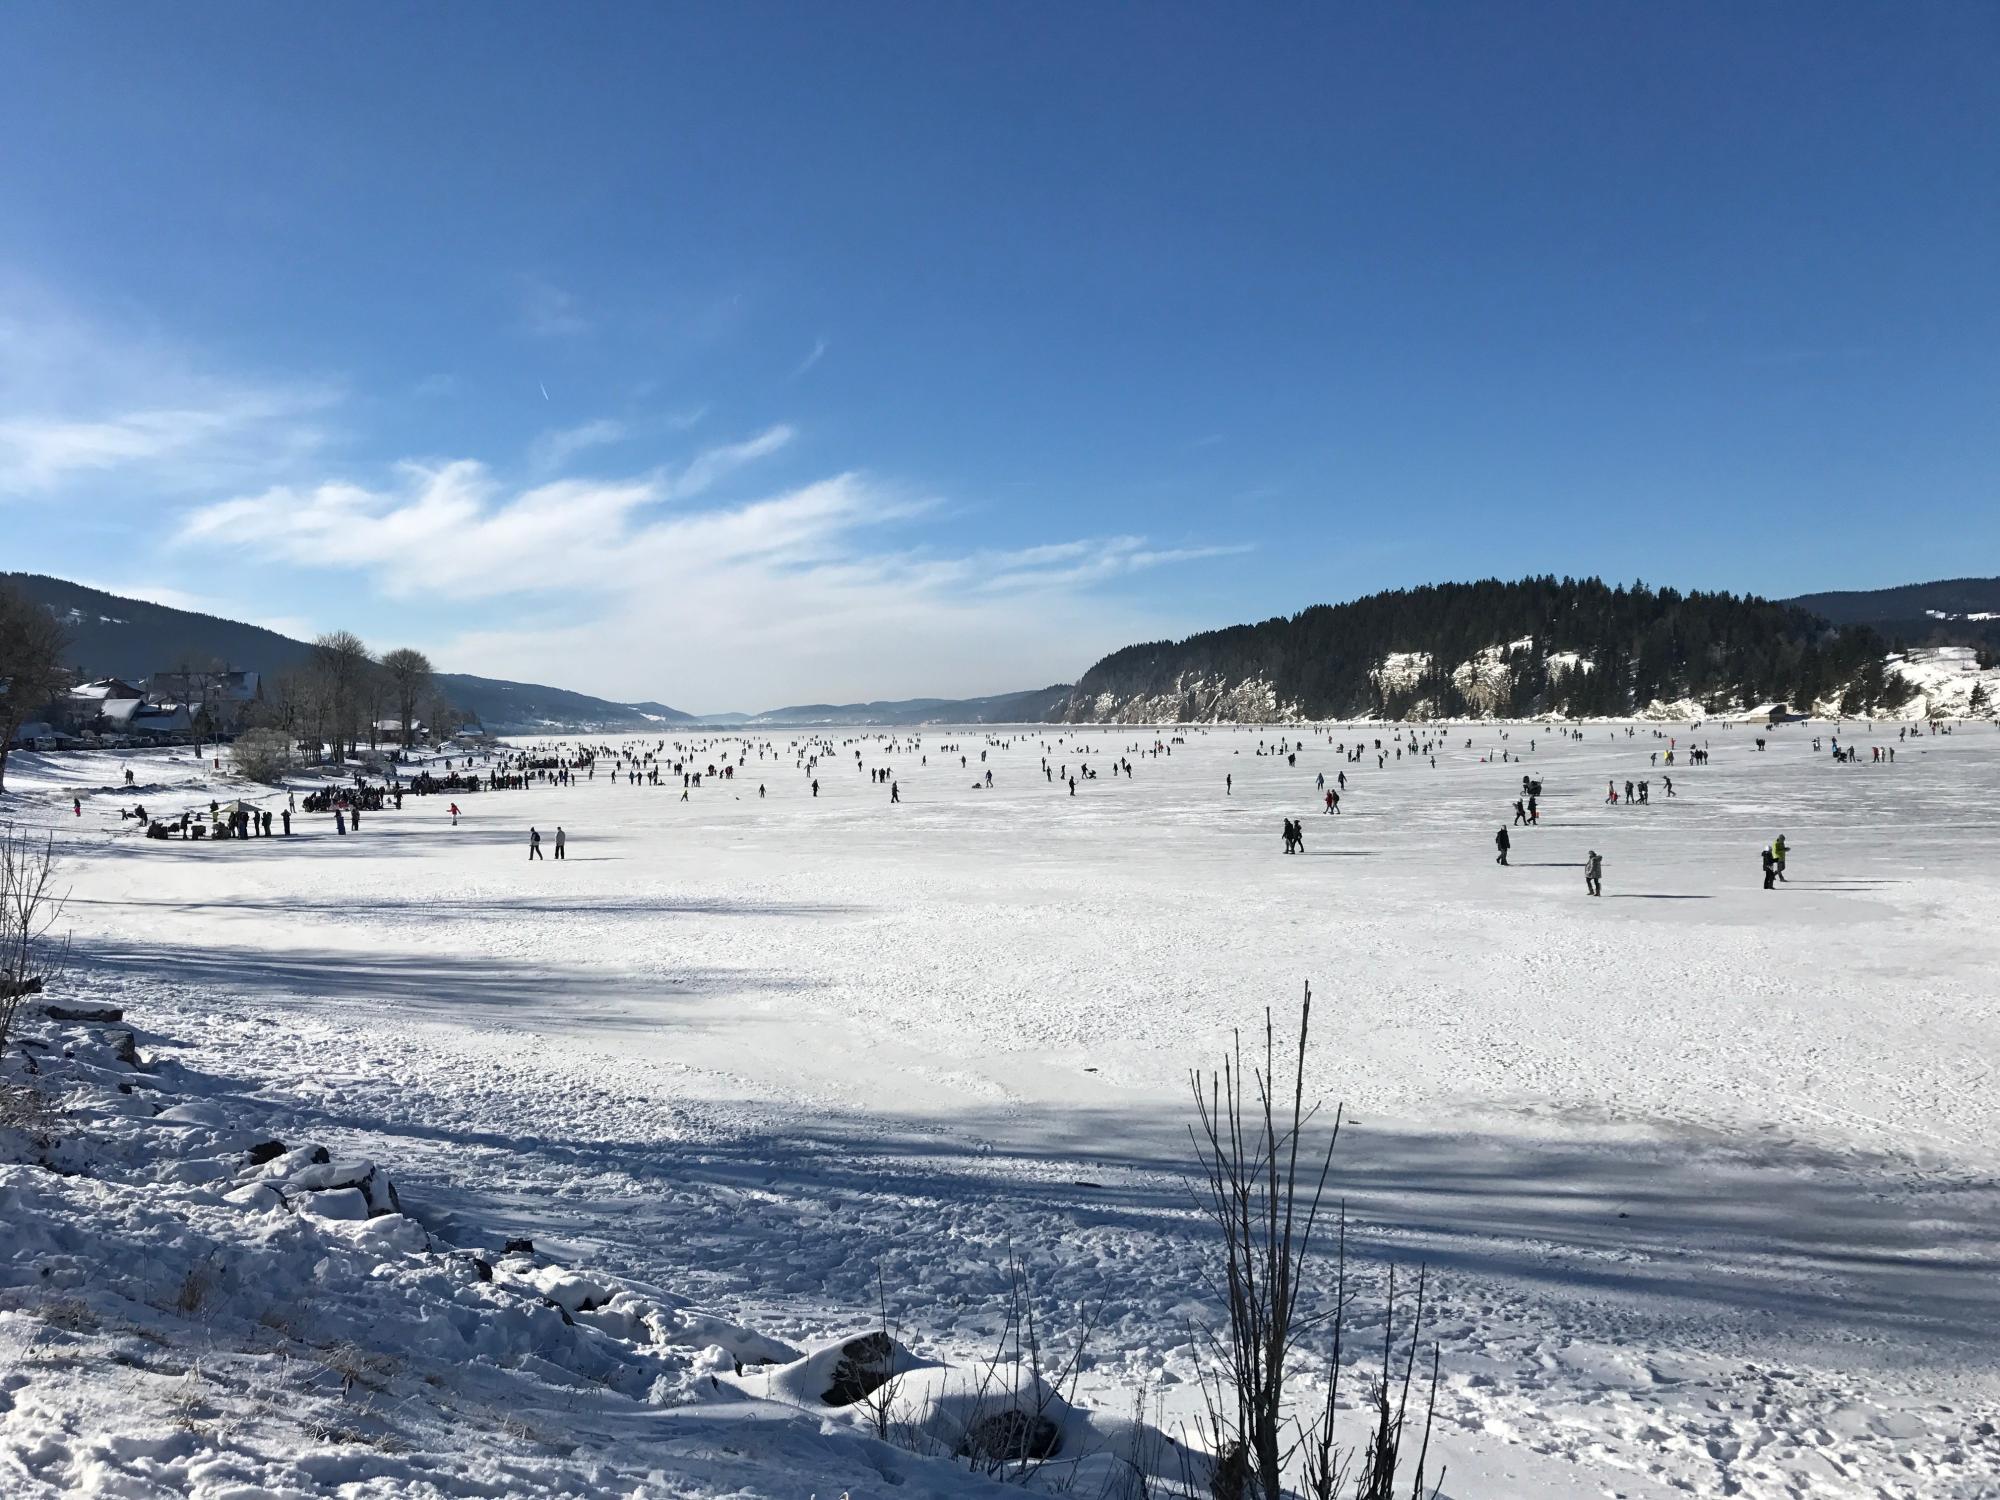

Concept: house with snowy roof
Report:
left=145, top=670, right=263, bottom=732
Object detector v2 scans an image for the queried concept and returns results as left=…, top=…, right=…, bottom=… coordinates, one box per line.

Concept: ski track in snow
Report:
left=4, top=717, right=1999, bottom=1498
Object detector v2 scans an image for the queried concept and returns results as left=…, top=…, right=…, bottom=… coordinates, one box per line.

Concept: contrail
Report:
left=539, top=382, right=549, bottom=401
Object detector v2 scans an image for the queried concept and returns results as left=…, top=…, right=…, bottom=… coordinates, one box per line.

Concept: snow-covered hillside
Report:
left=1070, top=640, right=1997, bottom=725
left=1888, top=645, right=1999, bottom=719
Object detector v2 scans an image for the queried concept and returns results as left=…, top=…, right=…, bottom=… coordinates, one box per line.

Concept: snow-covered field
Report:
left=4, top=716, right=1999, bottom=1498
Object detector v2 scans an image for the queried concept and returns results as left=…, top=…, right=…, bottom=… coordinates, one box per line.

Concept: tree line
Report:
left=1062, top=576, right=1915, bottom=721
left=0, top=578, right=463, bottom=789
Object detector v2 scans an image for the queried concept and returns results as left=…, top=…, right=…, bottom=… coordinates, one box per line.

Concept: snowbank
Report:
left=0, top=1002, right=1171, bottom=1497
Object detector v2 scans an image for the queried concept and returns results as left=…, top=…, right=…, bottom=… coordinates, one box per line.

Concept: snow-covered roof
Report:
left=130, top=705, right=193, bottom=734
left=70, top=677, right=146, bottom=702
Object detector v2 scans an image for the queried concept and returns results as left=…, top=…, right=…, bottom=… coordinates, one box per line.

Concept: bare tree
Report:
left=420, top=689, right=464, bottom=746
left=1188, top=985, right=1339, bottom=1498
left=0, top=583, right=72, bottom=793
left=0, top=825, right=69, bottom=1055
left=379, top=648, right=434, bottom=748
left=361, top=661, right=390, bottom=751
left=1186, top=986, right=1443, bottom=1500
left=262, top=665, right=326, bottom=764
left=310, top=631, right=373, bottom=763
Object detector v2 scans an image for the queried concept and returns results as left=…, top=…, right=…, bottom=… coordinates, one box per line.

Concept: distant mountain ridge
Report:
left=2, top=573, right=1067, bottom=730
left=1783, top=578, right=2000, bottom=653
left=13, top=570, right=1991, bottom=730
left=722, top=687, right=1074, bottom=727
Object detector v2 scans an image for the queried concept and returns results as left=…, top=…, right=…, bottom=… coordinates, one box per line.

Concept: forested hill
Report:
left=1, top=573, right=702, bottom=731
left=1057, top=577, right=1907, bottom=723
left=1785, top=577, right=2000, bottom=655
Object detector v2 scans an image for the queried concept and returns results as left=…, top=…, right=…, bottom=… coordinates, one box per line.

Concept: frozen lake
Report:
left=11, top=715, right=2000, bottom=1497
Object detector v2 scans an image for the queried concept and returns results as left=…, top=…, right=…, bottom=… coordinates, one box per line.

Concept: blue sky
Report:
left=1, top=4, right=1993, bottom=711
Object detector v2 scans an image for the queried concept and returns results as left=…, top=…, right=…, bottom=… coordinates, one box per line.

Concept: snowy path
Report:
left=6, top=718, right=1999, bottom=1497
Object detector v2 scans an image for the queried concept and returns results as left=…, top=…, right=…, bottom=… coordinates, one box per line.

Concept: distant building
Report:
left=145, top=670, right=263, bottom=732
left=129, top=704, right=194, bottom=738
left=58, top=677, right=146, bottom=734
left=372, top=718, right=426, bottom=745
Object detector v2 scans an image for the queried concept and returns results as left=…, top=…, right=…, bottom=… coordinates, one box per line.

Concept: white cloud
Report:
left=790, top=336, right=829, bottom=380
left=174, top=428, right=1223, bottom=710
left=514, top=275, right=588, bottom=338
left=529, top=418, right=628, bottom=473
left=0, top=284, right=335, bottom=499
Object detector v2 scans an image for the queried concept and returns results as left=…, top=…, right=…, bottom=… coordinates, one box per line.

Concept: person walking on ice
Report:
left=1771, top=834, right=1789, bottom=882
left=1761, top=844, right=1777, bottom=890
left=554, top=825, right=565, bottom=859
left=529, top=827, right=544, bottom=861
left=1585, top=850, right=1602, bottom=897
left=1495, top=827, right=1511, bottom=865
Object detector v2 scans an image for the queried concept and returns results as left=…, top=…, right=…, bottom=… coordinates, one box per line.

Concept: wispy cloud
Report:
left=174, top=428, right=1220, bottom=708
left=514, top=274, right=589, bottom=338
left=671, top=423, right=792, bottom=498
left=0, top=284, right=336, bottom=499
left=529, top=418, right=628, bottom=473
left=790, top=336, right=829, bottom=380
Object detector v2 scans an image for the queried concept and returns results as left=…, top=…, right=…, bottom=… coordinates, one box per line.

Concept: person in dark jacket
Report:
left=1585, top=850, right=1602, bottom=896
left=1495, top=827, right=1510, bottom=865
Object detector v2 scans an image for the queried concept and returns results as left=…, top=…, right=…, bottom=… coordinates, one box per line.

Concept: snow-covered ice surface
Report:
left=4, top=718, right=2000, bottom=1497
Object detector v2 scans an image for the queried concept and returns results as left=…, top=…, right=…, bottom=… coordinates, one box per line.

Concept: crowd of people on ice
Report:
left=87, top=710, right=1990, bottom=902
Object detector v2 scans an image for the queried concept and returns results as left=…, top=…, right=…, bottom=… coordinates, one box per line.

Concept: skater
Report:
left=1494, top=827, right=1510, bottom=865
left=335, top=808, right=346, bottom=835
left=1226, top=773, right=1232, bottom=795
left=280, top=807, right=291, bottom=836
left=449, top=802, right=460, bottom=825
left=529, top=826, right=544, bottom=861
left=1771, top=834, right=1788, bottom=882
left=554, top=825, right=565, bottom=859
left=1513, top=798, right=1528, bottom=826
left=890, top=781, right=900, bottom=803
left=1761, top=845, right=1776, bottom=890
left=1585, top=849, right=1602, bottom=897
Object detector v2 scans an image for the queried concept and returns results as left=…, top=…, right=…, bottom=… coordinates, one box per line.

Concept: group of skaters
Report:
left=141, top=803, right=292, bottom=840
left=1605, top=778, right=1671, bottom=804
